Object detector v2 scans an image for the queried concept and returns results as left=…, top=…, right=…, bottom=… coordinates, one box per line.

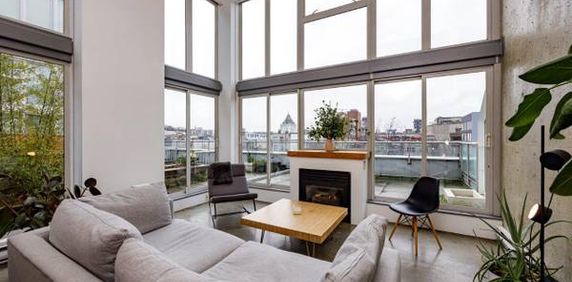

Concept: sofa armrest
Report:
left=8, top=227, right=101, bottom=282
left=373, top=248, right=401, bottom=282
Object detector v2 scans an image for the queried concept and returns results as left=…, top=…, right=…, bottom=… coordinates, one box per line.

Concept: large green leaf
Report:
left=506, top=88, right=552, bottom=128
left=508, top=122, right=534, bottom=142
left=549, top=92, right=572, bottom=139
left=519, top=53, right=572, bottom=84
left=549, top=160, right=572, bottom=196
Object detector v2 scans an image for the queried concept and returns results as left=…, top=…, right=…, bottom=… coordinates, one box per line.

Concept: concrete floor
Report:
left=179, top=201, right=491, bottom=282
left=0, top=200, right=491, bottom=282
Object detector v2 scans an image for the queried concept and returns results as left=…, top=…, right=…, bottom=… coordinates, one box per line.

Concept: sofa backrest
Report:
left=80, top=184, right=172, bottom=234
left=49, top=200, right=143, bottom=281
left=323, top=214, right=388, bottom=282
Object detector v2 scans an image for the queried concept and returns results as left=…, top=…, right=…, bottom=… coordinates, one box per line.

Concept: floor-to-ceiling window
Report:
left=303, top=84, right=368, bottom=150
left=373, top=70, right=488, bottom=211
left=0, top=0, right=64, bottom=32
left=164, top=89, right=188, bottom=194
left=165, top=0, right=217, bottom=78
left=164, top=88, right=218, bottom=194
left=374, top=79, right=423, bottom=199
left=0, top=0, right=71, bottom=238
left=240, top=0, right=265, bottom=79
left=240, top=93, right=299, bottom=189
left=304, top=7, right=367, bottom=69
left=237, top=0, right=500, bottom=215
left=241, top=96, right=268, bottom=183
left=164, top=0, right=219, bottom=195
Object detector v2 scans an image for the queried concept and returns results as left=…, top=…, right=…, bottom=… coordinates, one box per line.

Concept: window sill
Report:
left=248, top=185, right=291, bottom=193
left=169, top=187, right=208, bottom=201
left=366, top=199, right=500, bottom=220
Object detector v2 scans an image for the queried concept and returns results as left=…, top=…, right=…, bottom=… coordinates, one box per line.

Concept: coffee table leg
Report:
left=260, top=230, right=265, bottom=243
left=305, top=242, right=316, bottom=257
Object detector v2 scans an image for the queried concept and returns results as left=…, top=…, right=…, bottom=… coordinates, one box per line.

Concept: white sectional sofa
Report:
left=8, top=185, right=401, bottom=282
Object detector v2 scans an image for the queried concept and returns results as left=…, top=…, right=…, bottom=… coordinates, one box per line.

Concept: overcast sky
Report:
left=164, top=0, right=487, bottom=132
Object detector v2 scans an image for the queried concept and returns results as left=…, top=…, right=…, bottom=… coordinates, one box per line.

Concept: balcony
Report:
left=240, top=139, right=485, bottom=209
left=164, top=140, right=216, bottom=194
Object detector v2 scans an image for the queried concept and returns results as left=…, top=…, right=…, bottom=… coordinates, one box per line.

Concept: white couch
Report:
left=8, top=186, right=401, bottom=282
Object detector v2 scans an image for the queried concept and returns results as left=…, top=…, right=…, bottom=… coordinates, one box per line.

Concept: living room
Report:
left=0, top=0, right=571, bottom=281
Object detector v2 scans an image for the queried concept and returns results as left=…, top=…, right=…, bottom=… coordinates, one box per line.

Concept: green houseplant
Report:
left=0, top=54, right=67, bottom=238
left=505, top=43, right=572, bottom=196
left=475, top=43, right=572, bottom=281
left=474, top=193, right=569, bottom=281
left=307, top=101, right=348, bottom=152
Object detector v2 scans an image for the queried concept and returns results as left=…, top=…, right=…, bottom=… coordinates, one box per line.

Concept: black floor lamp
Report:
left=530, top=125, right=570, bottom=281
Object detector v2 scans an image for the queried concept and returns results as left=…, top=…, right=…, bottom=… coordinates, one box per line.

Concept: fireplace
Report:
left=299, top=169, right=351, bottom=222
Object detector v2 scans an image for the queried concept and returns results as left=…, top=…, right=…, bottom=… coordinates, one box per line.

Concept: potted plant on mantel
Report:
left=307, top=101, right=349, bottom=152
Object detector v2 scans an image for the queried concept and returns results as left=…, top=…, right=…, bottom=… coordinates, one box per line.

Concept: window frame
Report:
left=164, top=84, right=219, bottom=196
left=236, top=0, right=502, bottom=216
left=239, top=0, right=499, bottom=77
left=0, top=0, right=70, bottom=35
left=369, top=66, right=499, bottom=214
left=165, top=0, right=219, bottom=78
left=239, top=90, right=300, bottom=191
left=0, top=0, right=73, bottom=247
left=300, top=82, right=369, bottom=151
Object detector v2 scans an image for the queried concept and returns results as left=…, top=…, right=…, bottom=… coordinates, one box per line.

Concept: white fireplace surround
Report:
left=289, top=156, right=368, bottom=225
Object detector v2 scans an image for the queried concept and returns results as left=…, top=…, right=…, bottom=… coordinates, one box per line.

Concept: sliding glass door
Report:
left=373, top=69, right=490, bottom=212
left=374, top=79, right=423, bottom=200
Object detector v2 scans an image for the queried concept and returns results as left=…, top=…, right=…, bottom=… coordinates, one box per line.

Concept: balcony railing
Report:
left=240, top=139, right=479, bottom=187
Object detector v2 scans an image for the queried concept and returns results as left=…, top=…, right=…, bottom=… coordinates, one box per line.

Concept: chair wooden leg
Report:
left=388, top=214, right=402, bottom=241
left=412, top=216, right=418, bottom=256
left=427, top=215, right=443, bottom=250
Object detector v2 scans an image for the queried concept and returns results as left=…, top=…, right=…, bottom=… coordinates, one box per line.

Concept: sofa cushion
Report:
left=116, top=238, right=219, bottom=282
left=8, top=227, right=101, bottom=282
left=203, top=241, right=331, bottom=282
left=80, top=184, right=172, bottom=234
left=49, top=200, right=142, bottom=281
left=322, top=214, right=387, bottom=282
left=143, top=219, right=244, bottom=273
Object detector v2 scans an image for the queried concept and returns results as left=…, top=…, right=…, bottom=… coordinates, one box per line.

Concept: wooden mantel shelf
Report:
left=287, top=150, right=370, bottom=160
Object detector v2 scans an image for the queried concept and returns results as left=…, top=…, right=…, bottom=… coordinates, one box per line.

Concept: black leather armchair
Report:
left=207, top=163, right=258, bottom=227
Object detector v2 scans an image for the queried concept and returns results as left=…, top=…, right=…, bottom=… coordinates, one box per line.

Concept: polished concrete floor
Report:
left=0, top=201, right=490, bottom=282
left=179, top=201, right=491, bottom=282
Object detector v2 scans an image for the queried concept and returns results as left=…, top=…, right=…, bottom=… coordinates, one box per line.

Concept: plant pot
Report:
left=325, top=139, right=335, bottom=152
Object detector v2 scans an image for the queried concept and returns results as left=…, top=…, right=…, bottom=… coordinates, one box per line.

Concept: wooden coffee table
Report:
left=240, top=198, right=348, bottom=256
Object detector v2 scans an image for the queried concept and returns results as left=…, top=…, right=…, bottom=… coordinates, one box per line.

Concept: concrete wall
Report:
left=502, top=1, right=572, bottom=280
left=74, top=0, right=164, bottom=192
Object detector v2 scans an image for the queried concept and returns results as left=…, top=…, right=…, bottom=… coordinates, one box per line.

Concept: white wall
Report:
left=74, top=0, right=164, bottom=192
left=217, top=0, right=239, bottom=163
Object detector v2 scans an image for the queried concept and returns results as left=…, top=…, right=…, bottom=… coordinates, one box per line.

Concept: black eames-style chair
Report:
left=388, top=176, right=443, bottom=256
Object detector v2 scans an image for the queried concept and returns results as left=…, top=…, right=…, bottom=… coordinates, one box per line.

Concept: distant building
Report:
left=346, top=109, right=367, bottom=140
left=279, top=113, right=296, bottom=134
left=427, top=116, right=463, bottom=141
left=461, top=112, right=482, bottom=142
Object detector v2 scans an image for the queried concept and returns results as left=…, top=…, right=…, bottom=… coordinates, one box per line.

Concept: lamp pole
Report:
left=540, top=125, right=546, bottom=281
